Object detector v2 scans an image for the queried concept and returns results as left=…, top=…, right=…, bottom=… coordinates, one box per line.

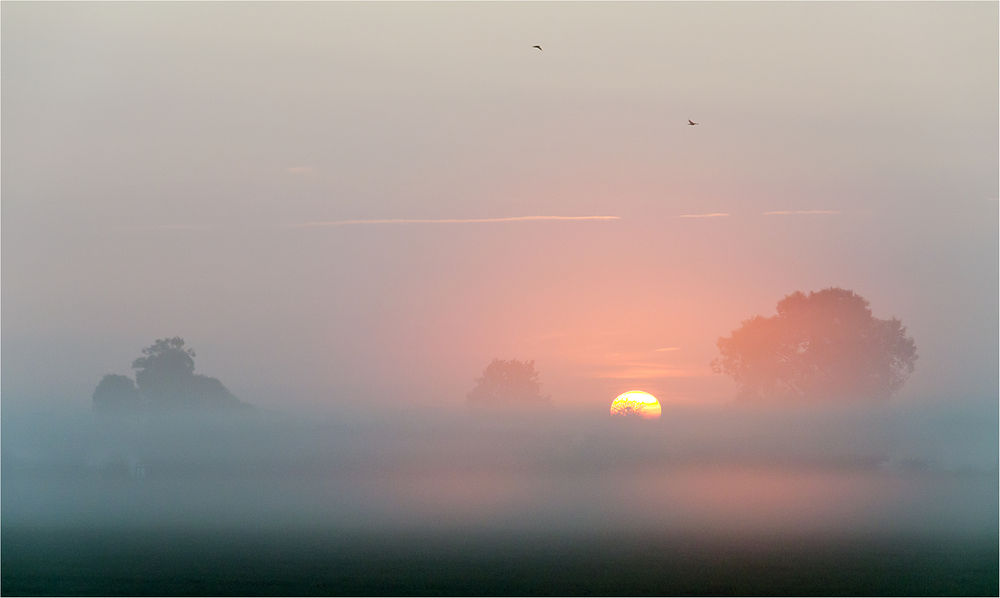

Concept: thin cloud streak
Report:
left=109, top=216, right=620, bottom=231
left=763, top=210, right=841, bottom=215
left=677, top=213, right=730, bottom=218
left=285, top=216, right=621, bottom=227
left=114, top=224, right=220, bottom=231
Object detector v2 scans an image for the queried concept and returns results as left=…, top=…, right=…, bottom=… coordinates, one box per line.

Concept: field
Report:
left=3, top=527, right=996, bottom=596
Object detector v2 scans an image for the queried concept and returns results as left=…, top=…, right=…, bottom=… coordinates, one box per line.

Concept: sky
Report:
left=2, top=1, right=997, bottom=414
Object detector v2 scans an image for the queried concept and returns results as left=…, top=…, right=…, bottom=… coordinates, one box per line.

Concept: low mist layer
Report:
left=4, top=399, right=995, bottom=537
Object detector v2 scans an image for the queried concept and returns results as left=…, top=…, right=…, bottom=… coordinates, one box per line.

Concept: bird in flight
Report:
left=688, top=120, right=699, bottom=126
left=532, top=45, right=543, bottom=51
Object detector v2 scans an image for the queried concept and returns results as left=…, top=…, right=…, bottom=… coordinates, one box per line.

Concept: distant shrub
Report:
left=467, top=358, right=551, bottom=406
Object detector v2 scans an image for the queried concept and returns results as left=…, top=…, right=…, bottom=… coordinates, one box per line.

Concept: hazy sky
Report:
left=3, top=2, right=997, bottom=412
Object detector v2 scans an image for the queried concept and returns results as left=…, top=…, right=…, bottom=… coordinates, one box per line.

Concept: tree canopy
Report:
left=93, top=337, right=245, bottom=412
left=467, top=358, right=551, bottom=406
left=131, top=338, right=197, bottom=406
left=711, top=288, right=917, bottom=401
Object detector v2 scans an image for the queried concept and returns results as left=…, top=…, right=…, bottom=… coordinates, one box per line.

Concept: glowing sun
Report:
left=610, top=391, right=662, bottom=419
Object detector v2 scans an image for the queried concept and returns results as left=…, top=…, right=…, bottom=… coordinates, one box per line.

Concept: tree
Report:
left=467, top=358, right=551, bottom=406
left=610, top=399, right=646, bottom=418
left=711, top=288, right=917, bottom=401
left=131, top=338, right=196, bottom=405
left=126, top=337, right=243, bottom=409
left=92, top=374, right=141, bottom=413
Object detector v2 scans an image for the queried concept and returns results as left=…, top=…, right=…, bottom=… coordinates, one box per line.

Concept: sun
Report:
left=610, top=391, right=662, bottom=419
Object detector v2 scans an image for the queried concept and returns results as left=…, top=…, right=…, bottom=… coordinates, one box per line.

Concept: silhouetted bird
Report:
left=533, top=45, right=543, bottom=51
left=688, top=120, right=699, bottom=126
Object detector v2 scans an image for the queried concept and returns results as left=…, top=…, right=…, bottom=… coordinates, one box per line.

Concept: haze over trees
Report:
left=467, top=359, right=551, bottom=406
left=93, top=337, right=247, bottom=412
left=711, top=288, right=917, bottom=401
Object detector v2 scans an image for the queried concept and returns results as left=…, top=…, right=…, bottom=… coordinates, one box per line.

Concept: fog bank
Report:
left=4, top=399, right=995, bottom=537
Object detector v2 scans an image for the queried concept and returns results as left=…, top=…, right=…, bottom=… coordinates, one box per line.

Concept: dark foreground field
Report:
left=3, top=528, right=996, bottom=596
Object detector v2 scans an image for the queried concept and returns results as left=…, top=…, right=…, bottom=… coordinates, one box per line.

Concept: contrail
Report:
left=111, top=216, right=620, bottom=231
left=284, top=216, right=620, bottom=227
left=113, top=224, right=219, bottom=231
left=676, top=213, right=729, bottom=218
left=763, top=210, right=840, bottom=215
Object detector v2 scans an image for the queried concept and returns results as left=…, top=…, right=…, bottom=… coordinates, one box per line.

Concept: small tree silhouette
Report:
left=92, top=374, right=141, bottom=413
left=712, top=288, right=917, bottom=400
left=92, top=337, right=246, bottom=412
left=467, top=358, right=551, bottom=406
left=131, top=338, right=196, bottom=406
left=610, top=399, right=647, bottom=418
left=131, top=337, right=242, bottom=409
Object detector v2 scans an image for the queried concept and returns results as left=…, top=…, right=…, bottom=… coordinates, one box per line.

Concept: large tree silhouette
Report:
left=467, top=358, right=551, bottom=406
left=711, top=288, right=917, bottom=400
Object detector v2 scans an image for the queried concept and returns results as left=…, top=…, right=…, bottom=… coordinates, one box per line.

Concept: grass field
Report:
left=3, top=527, right=996, bottom=596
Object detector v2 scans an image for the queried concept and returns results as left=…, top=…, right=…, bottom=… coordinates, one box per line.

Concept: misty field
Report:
left=3, top=405, right=997, bottom=595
